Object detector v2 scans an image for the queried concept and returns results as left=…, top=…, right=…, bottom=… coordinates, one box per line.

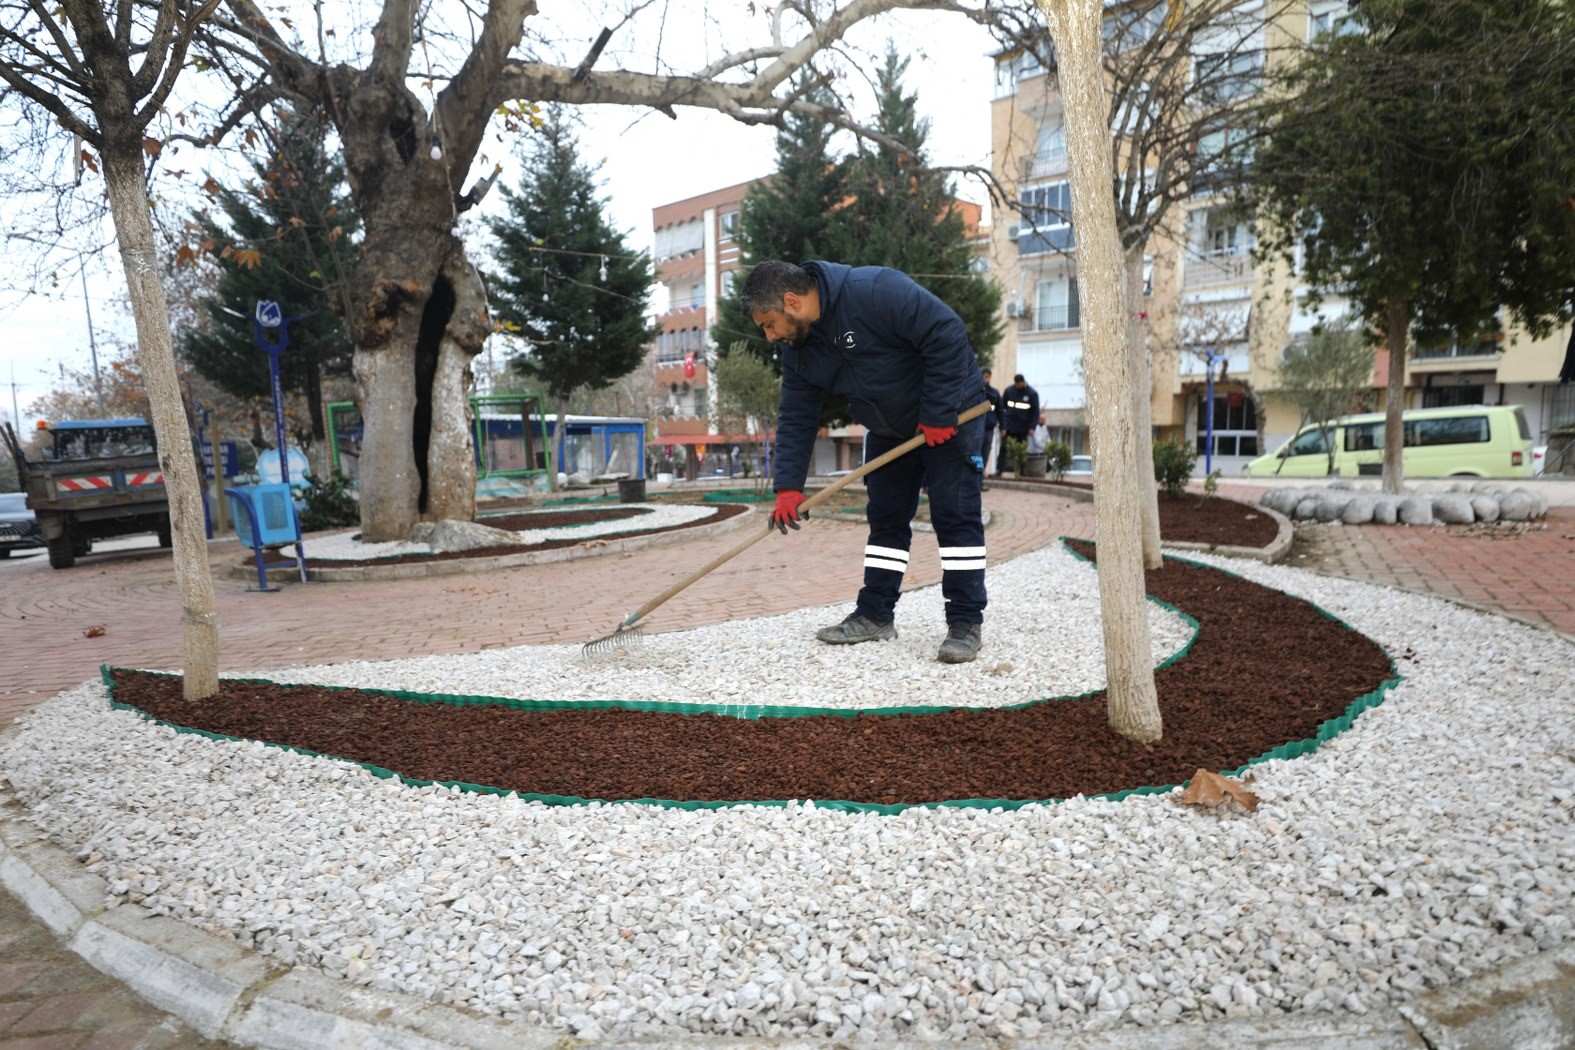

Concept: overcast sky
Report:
left=0, top=7, right=999, bottom=428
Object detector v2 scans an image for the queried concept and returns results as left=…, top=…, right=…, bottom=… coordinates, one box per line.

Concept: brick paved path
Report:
left=2, top=481, right=1570, bottom=1045
left=1215, top=483, right=1575, bottom=637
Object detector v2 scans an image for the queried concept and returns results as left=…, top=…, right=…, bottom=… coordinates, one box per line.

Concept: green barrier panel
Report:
left=101, top=537, right=1399, bottom=814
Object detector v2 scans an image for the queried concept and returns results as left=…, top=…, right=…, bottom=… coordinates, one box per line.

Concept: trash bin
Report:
left=617, top=477, right=647, bottom=503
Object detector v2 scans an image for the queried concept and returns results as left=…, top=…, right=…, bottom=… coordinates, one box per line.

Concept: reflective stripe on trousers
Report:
left=854, top=415, right=987, bottom=625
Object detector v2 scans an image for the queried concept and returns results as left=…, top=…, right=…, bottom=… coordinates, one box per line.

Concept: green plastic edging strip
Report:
left=101, top=537, right=1399, bottom=814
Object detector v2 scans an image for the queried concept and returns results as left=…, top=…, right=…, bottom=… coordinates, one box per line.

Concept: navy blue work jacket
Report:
left=772, top=262, right=982, bottom=493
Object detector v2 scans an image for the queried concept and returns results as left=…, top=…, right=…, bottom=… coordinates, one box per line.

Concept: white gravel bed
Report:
left=261, top=543, right=1192, bottom=710
left=307, top=502, right=720, bottom=561
left=2, top=548, right=1572, bottom=1045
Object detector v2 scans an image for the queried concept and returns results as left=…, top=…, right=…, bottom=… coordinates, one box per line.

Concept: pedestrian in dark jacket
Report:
left=742, top=259, right=988, bottom=664
left=997, top=374, right=1041, bottom=474
left=980, top=367, right=1003, bottom=477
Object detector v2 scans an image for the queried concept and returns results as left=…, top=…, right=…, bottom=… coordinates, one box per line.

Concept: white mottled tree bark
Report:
left=1126, top=249, right=1163, bottom=569
left=103, top=147, right=220, bottom=700
left=1037, top=0, right=1162, bottom=742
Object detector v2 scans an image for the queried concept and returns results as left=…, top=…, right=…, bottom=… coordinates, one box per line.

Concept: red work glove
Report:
left=918, top=423, right=957, bottom=447
left=770, top=489, right=809, bottom=534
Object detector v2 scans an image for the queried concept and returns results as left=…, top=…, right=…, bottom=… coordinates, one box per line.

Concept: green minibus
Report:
left=1244, top=405, right=1534, bottom=479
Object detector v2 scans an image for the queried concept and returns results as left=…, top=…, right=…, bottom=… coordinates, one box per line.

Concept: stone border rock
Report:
left=230, top=504, right=757, bottom=584
left=1258, top=481, right=1550, bottom=527
left=3, top=779, right=1570, bottom=1050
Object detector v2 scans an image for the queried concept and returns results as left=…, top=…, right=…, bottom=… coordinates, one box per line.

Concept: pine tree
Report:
left=711, top=79, right=850, bottom=362
left=182, top=109, right=358, bottom=453
left=486, top=108, right=662, bottom=479
left=839, top=46, right=1004, bottom=368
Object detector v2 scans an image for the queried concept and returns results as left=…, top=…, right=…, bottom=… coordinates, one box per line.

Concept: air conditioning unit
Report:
left=1006, top=224, right=1021, bottom=241
left=1005, top=301, right=1029, bottom=319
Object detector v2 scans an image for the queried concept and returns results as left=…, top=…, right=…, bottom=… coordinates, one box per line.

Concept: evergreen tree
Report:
left=1251, top=0, right=1575, bottom=490
left=838, top=46, right=1003, bottom=368
left=487, top=108, right=661, bottom=478
left=711, top=79, right=849, bottom=363
left=182, top=109, right=359, bottom=452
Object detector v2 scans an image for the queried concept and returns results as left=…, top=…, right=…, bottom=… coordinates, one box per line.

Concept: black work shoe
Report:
left=816, top=613, right=898, bottom=645
left=937, top=622, right=982, bottom=663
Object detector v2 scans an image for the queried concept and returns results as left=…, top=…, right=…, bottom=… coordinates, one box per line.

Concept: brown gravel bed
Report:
left=112, top=540, right=1394, bottom=807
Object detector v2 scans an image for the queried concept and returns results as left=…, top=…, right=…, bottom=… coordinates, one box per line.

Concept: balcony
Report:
left=1412, top=340, right=1501, bottom=362
left=1183, top=250, right=1252, bottom=289
left=1019, top=150, right=1068, bottom=181
left=1035, top=304, right=1079, bottom=332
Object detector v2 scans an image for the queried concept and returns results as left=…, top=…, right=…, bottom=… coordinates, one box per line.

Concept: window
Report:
left=994, top=47, right=1051, bottom=98
left=1309, top=1, right=1358, bottom=40
left=719, top=269, right=740, bottom=298
left=1410, top=416, right=1489, bottom=447
left=1195, top=396, right=1258, bottom=456
left=1035, top=276, right=1079, bottom=331
left=1104, top=3, right=1164, bottom=50
left=1195, top=50, right=1262, bottom=104
left=1206, top=216, right=1253, bottom=256
left=1194, top=126, right=1253, bottom=194
left=1422, top=385, right=1486, bottom=408
left=1287, top=428, right=1328, bottom=456
left=1344, top=422, right=1384, bottom=452
left=1033, top=124, right=1066, bottom=174
left=1018, top=181, right=1075, bottom=254
left=719, top=210, right=739, bottom=242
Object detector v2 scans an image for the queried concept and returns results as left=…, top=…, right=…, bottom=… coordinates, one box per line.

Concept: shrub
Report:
left=1199, top=468, right=1221, bottom=504
left=1003, top=436, right=1028, bottom=475
left=1045, top=440, right=1073, bottom=479
left=298, top=474, right=361, bottom=532
left=1152, top=439, right=1198, bottom=498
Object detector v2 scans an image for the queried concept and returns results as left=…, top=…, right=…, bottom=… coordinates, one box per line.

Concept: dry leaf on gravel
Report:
left=1176, top=768, right=1259, bottom=812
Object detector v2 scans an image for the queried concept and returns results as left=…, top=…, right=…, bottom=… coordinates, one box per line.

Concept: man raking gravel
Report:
left=743, top=259, right=989, bottom=664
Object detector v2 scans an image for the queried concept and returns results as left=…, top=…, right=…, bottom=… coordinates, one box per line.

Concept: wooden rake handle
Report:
left=622, top=400, right=991, bottom=627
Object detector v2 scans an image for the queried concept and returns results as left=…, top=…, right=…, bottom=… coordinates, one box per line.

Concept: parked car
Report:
left=1243, top=405, right=1534, bottom=479
left=0, top=491, right=45, bottom=558
left=1063, top=455, right=1093, bottom=477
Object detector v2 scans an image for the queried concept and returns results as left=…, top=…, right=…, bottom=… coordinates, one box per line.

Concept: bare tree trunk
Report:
left=103, top=147, right=220, bottom=700
left=1382, top=298, right=1409, bottom=494
left=1039, top=0, right=1161, bottom=743
left=353, top=337, right=421, bottom=540
left=350, top=231, right=487, bottom=539
left=1126, top=250, right=1162, bottom=569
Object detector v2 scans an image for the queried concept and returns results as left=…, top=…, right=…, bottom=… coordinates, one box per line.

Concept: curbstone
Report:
left=0, top=839, right=106, bottom=938
left=1399, top=942, right=1575, bottom=1050
left=71, top=903, right=281, bottom=1039
left=227, top=969, right=546, bottom=1050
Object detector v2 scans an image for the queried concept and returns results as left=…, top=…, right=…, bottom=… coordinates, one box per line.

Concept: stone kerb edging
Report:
left=3, top=773, right=1571, bottom=1050
left=230, top=504, right=757, bottom=584
left=1162, top=502, right=1293, bottom=565
left=981, top=479, right=1293, bottom=564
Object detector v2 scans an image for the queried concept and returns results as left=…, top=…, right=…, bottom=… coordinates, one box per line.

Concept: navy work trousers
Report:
left=855, top=415, right=988, bottom=626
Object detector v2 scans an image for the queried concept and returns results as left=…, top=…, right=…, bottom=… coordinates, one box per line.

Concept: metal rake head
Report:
left=580, top=618, right=645, bottom=657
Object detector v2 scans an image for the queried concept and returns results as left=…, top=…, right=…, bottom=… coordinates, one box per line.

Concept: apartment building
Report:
left=647, top=182, right=992, bottom=478
left=988, top=4, right=1574, bottom=475
left=649, top=180, right=753, bottom=477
